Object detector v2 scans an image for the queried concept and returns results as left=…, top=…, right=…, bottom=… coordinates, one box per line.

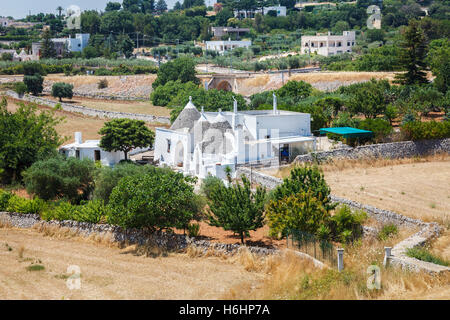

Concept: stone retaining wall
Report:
left=6, top=91, right=171, bottom=125
left=236, top=167, right=450, bottom=274
left=294, top=138, right=450, bottom=163
left=0, top=211, right=324, bottom=270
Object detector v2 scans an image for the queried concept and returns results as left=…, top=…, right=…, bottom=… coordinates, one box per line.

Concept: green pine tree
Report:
left=395, top=20, right=429, bottom=85
left=40, top=30, right=57, bottom=59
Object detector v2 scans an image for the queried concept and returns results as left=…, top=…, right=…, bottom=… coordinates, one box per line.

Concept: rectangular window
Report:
left=167, top=139, right=171, bottom=153
left=75, top=150, right=80, bottom=159
left=94, top=150, right=101, bottom=161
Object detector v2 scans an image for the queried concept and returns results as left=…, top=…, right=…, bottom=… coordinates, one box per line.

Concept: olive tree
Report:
left=51, top=82, right=74, bottom=102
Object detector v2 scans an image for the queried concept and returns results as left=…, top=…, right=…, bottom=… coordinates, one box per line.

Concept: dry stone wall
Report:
left=294, top=139, right=450, bottom=163
left=6, top=91, right=171, bottom=124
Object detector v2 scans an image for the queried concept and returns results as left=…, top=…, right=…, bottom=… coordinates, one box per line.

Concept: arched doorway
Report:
left=174, top=141, right=184, bottom=168
left=216, top=80, right=232, bottom=91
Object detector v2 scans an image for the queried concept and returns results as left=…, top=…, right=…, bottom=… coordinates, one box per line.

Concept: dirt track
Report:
left=0, top=228, right=262, bottom=300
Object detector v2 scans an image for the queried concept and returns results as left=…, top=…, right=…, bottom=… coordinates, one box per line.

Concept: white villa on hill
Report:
left=301, top=31, right=356, bottom=56
left=154, top=96, right=315, bottom=180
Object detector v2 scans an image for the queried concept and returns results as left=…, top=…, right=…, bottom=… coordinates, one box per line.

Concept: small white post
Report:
left=383, top=247, right=392, bottom=268
left=337, top=248, right=344, bottom=272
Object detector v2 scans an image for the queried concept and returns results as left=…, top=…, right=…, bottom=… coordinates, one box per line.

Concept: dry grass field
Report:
left=267, top=155, right=450, bottom=227
left=4, top=97, right=169, bottom=144
left=1, top=225, right=448, bottom=300
left=0, top=227, right=263, bottom=300
left=42, top=95, right=171, bottom=117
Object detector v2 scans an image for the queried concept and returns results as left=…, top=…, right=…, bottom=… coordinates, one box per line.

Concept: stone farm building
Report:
left=154, top=96, right=315, bottom=180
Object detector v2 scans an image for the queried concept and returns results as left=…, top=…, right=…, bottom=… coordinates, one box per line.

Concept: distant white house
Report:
left=301, top=31, right=356, bottom=57
left=206, top=39, right=252, bottom=54
left=59, top=132, right=125, bottom=167
left=234, top=6, right=287, bottom=19
left=0, top=17, right=11, bottom=27
left=32, top=33, right=90, bottom=59
left=154, top=96, right=315, bottom=180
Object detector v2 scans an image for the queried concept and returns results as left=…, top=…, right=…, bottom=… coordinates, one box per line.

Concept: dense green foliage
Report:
left=23, top=156, right=96, bottom=203
left=0, top=98, right=63, bottom=183
left=93, top=162, right=157, bottom=203
left=99, top=119, right=155, bottom=160
left=266, top=165, right=366, bottom=242
left=51, top=82, right=74, bottom=102
left=206, top=175, right=266, bottom=244
left=107, top=169, right=199, bottom=231
left=152, top=57, right=199, bottom=89
left=401, top=121, right=450, bottom=141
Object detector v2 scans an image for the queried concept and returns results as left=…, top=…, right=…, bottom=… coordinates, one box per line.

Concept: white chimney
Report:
left=272, top=93, right=278, bottom=115
left=233, top=97, right=238, bottom=114
left=74, top=132, right=82, bottom=144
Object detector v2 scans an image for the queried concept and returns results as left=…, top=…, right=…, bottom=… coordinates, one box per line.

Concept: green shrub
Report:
left=406, top=247, right=449, bottom=266
left=41, top=200, right=108, bottom=223
left=266, top=191, right=330, bottom=238
left=107, top=169, right=199, bottom=231
left=0, top=189, right=13, bottom=211
left=329, top=205, right=367, bottom=243
left=377, top=223, right=398, bottom=241
left=200, top=175, right=225, bottom=201
left=98, top=78, right=108, bottom=89
left=401, top=121, right=450, bottom=141
left=357, top=118, right=393, bottom=143
left=187, top=223, right=200, bottom=237
left=23, top=156, right=96, bottom=203
left=5, top=195, right=46, bottom=214
left=94, top=163, right=157, bottom=203
left=13, top=82, right=27, bottom=96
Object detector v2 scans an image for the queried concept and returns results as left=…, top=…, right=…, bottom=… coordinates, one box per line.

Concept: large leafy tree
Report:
left=339, top=79, right=391, bottom=119
left=99, top=119, right=155, bottom=160
left=206, top=175, right=266, bottom=244
left=395, top=19, right=429, bottom=85
left=0, top=98, right=63, bottom=183
left=152, top=57, right=199, bottom=88
left=276, top=80, right=313, bottom=104
left=107, top=169, right=199, bottom=230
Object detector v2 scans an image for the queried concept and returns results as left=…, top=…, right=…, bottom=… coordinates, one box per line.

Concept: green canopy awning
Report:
left=319, top=127, right=373, bottom=139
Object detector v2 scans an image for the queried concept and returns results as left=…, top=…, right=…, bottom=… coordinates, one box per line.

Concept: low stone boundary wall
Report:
left=0, top=211, right=327, bottom=269
left=294, top=138, right=450, bottom=163
left=236, top=167, right=450, bottom=274
left=6, top=91, right=171, bottom=125
left=42, top=89, right=146, bottom=101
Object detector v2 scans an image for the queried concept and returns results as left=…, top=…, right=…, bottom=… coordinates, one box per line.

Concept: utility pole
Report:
left=136, top=32, right=139, bottom=50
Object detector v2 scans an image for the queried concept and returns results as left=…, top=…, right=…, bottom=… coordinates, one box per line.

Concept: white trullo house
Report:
left=154, top=96, right=315, bottom=179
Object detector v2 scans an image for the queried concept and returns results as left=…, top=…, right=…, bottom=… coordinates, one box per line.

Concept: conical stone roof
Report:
left=170, top=96, right=201, bottom=132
